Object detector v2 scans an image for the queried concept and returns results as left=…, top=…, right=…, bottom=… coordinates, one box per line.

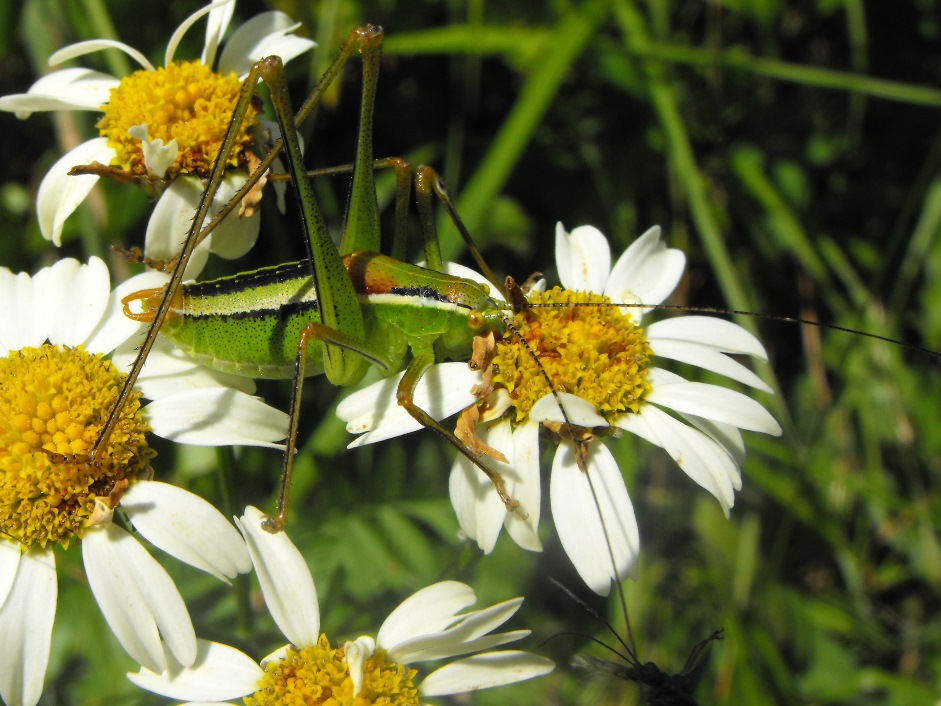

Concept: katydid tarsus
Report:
left=96, top=23, right=939, bottom=542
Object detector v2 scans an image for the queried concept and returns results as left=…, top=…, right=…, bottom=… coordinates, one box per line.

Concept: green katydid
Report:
left=101, top=25, right=532, bottom=532
left=98, top=23, right=939, bottom=548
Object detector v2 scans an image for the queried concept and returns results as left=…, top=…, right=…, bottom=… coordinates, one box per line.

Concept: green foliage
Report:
left=2, top=0, right=941, bottom=703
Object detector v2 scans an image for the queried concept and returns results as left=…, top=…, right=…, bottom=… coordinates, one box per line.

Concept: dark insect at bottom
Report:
left=552, top=579, right=723, bottom=705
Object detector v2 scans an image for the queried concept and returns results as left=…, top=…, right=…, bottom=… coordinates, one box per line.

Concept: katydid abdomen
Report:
left=123, top=251, right=500, bottom=380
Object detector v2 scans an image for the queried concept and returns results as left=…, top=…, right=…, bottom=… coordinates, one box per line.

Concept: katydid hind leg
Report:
left=396, top=347, right=522, bottom=515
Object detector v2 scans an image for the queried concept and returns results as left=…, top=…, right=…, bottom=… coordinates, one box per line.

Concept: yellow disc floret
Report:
left=492, top=287, right=653, bottom=423
left=98, top=59, right=257, bottom=177
left=246, top=635, right=419, bottom=706
left=0, top=345, right=155, bottom=549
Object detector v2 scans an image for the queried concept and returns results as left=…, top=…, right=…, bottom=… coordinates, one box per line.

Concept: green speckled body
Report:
left=158, top=252, right=500, bottom=380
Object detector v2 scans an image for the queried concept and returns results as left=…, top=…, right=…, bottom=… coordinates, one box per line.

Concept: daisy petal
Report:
left=450, top=420, right=517, bottom=554
left=83, top=270, right=167, bottom=356
left=377, top=581, right=477, bottom=650
left=0, top=68, right=119, bottom=116
left=419, top=651, right=555, bottom=697
left=36, top=137, right=113, bottom=245
left=115, top=335, right=257, bottom=398
left=0, top=539, right=19, bottom=606
left=646, top=316, right=769, bottom=359
left=0, top=548, right=56, bottom=706
left=127, top=638, right=262, bottom=702
left=339, top=363, right=480, bottom=446
left=50, top=39, right=154, bottom=72
left=166, top=0, right=233, bottom=66
left=616, top=404, right=739, bottom=513
left=550, top=440, right=640, bottom=595
left=123, top=481, right=251, bottom=581
left=204, top=173, right=262, bottom=259
left=144, top=176, right=214, bottom=279
left=0, top=269, right=44, bottom=355
left=650, top=339, right=772, bottom=392
left=236, top=506, right=320, bottom=647
left=145, top=387, right=289, bottom=448
left=647, top=379, right=782, bottom=435
left=555, top=223, right=611, bottom=293
left=682, top=414, right=746, bottom=467
left=218, top=11, right=316, bottom=77
left=41, top=256, right=110, bottom=347
left=503, top=419, right=542, bottom=551
left=344, top=636, right=376, bottom=697
left=390, top=596, right=525, bottom=663
left=83, top=523, right=196, bottom=672
left=530, top=391, right=607, bottom=427
left=200, top=0, right=237, bottom=66
left=606, top=226, right=685, bottom=318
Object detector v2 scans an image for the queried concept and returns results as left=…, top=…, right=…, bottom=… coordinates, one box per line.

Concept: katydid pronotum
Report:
left=93, top=23, right=939, bottom=545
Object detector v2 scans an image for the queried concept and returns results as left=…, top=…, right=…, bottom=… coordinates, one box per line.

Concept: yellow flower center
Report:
left=492, top=287, right=653, bottom=422
left=0, top=345, right=155, bottom=549
left=246, top=635, right=419, bottom=706
left=97, top=59, right=257, bottom=177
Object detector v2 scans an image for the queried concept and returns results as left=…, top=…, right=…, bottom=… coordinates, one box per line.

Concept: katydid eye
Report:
left=467, top=310, right=485, bottom=331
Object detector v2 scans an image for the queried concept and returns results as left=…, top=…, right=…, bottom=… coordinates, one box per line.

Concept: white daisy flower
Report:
left=127, top=505, right=554, bottom=704
left=337, top=224, right=782, bottom=596
left=0, top=0, right=314, bottom=273
left=0, top=257, right=291, bottom=706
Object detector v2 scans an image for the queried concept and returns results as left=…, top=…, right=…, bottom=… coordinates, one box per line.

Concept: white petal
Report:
left=682, top=414, right=746, bottom=467
left=128, top=125, right=179, bottom=179
left=117, top=335, right=257, bottom=398
left=83, top=270, right=168, bottom=356
left=36, top=138, right=113, bottom=245
left=339, top=363, right=480, bottom=446
left=205, top=174, right=262, bottom=259
left=646, top=315, right=769, bottom=359
left=0, top=269, right=44, bottom=355
left=389, top=599, right=525, bottom=663
left=128, top=638, right=262, bottom=702
left=123, top=481, right=251, bottom=581
left=197, top=0, right=235, bottom=66
left=41, top=256, right=110, bottom=346
left=448, top=422, right=512, bottom=554
left=0, top=68, right=119, bottom=116
left=145, top=387, right=289, bottom=448
left=377, top=581, right=476, bottom=651
left=0, top=539, right=20, bottom=607
left=237, top=506, right=320, bottom=647
left=165, top=0, right=234, bottom=66
left=218, top=11, right=316, bottom=77
left=50, top=39, right=154, bottom=72
left=550, top=440, right=640, bottom=595
left=0, top=548, right=56, bottom=706
left=144, top=177, right=213, bottom=279
left=554, top=223, right=611, bottom=293
left=344, top=636, right=376, bottom=697
left=503, top=419, right=542, bottom=551
left=530, top=391, right=607, bottom=427
left=606, top=225, right=685, bottom=320
left=83, top=523, right=196, bottom=672
left=647, top=378, right=781, bottom=435
left=650, top=339, right=772, bottom=392
left=616, top=404, right=739, bottom=513
left=419, top=651, right=554, bottom=697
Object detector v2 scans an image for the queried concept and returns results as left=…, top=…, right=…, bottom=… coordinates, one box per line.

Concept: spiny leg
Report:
left=396, top=345, right=521, bottom=514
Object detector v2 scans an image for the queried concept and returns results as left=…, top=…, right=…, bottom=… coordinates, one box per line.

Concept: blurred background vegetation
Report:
left=1, top=0, right=941, bottom=704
